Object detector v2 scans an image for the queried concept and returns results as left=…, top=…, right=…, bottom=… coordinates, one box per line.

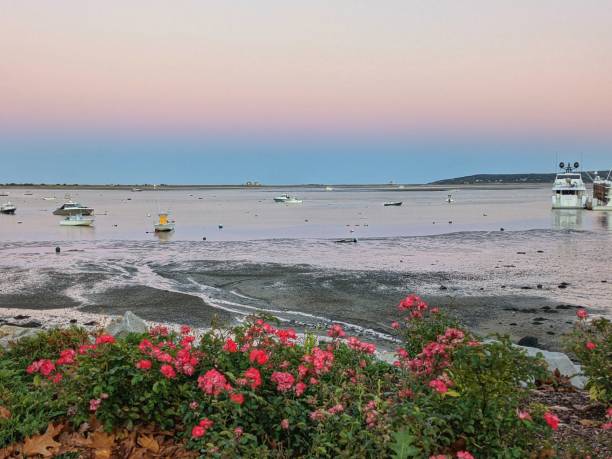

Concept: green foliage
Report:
left=564, top=317, right=611, bottom=403
left=1, top=299, right=556, bottom=458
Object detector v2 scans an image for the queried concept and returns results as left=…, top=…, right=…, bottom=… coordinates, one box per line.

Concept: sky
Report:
left=1, top=0, right=611, bottom=184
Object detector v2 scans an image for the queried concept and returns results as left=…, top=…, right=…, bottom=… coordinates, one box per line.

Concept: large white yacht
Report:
left=551, top=162, right=587, bottom=209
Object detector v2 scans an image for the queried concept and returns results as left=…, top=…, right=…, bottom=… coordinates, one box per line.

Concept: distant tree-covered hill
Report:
left=430, top=171, right=609, bottom=185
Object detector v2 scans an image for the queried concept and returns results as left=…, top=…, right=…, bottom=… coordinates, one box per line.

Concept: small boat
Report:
left=154, top=212, right=175, bottom=232
left=446, top=194, right=455, bottom=203
left=0, top=202, right=17, bottom=214
left=131, top=187, right=143, bottom=192
left=53, top=199, right=94, bottom=216
left=274, top=194, right=302, bottom=203
left=383, top=201, right=402, bottom=206
left=274, top=194, right=290, bottom=203
left=325, top=186, right=334, bottom=191
left=42, top=196, right=56, bottom=201
left=24, top=192, right=33, bottom=196
left=60, top=214, right=94, bottom=226
left=552, top=162, right=588, bottom=209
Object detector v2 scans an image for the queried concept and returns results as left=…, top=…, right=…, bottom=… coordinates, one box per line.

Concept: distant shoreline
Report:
left=0, top=183, right=550, bottom=192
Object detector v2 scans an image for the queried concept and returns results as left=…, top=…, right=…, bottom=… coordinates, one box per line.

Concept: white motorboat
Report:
left=551, top=162, right=588, bottom=209
left=42, top=196, right=56, bottom=201
left=383, top=201, right=402, bottom=206
left=274, top=194, right=302, bottom=203
left=0, top=202, right=17, bottom=214
left=274, top=194, right=290, bottom=202
left=53, top=199, right=94, bottom=216
left=154, top=212, right=175, bottom=232
left=587, top=170, right=612, bottom=211
left=60, top=214, right=94, bottom=226
left=325, top=186, right=334, bottom=191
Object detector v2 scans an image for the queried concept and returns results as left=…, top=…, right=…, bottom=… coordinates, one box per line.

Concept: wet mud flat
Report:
left=0, top=261, right=593, bottom=352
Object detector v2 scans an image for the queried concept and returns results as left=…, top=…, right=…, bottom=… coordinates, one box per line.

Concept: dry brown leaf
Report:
left=137, top=434, right=160, bottom=453
left=89, top=431, right=115, bottom=459
left=0, top=406, right=10, bottom=420
left=0, top=446, right=17, bottom=459
left=23, top=423, right=63, bottom=457
left=127, top=448, right=151, bottom=459
left=578, top=418, right=599, bottom=427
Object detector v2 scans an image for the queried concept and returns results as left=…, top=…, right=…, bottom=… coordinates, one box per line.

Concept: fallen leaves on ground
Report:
left=3, top=420, right=199, bottom=458
left=22, top=423, right=63, bottom=457
left=0, top=406, right=10, bottom=420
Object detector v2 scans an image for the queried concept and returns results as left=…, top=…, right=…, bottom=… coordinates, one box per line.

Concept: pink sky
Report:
left=1, top=0, right=611, bottom=138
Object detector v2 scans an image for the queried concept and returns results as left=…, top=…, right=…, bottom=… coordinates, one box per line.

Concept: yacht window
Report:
left=561, top=190, right=576, bottom=195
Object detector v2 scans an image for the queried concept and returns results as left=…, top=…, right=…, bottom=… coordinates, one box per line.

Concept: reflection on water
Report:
left=552, top=210, right=583, bottom=230
left=154, top=231, right=174, bottom=242
left=596, top=213, right=612, bottom=231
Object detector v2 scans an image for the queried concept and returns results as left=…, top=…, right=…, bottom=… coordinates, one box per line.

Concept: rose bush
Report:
left=564, top=310, right=611, bottom=403
left=0, top=296, right=569, bottom=457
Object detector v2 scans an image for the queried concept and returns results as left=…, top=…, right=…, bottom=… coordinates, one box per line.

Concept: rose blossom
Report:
left=160, top=364, right=176, bottom=379
left=544, top=411, right=560, bottom=430
left=576, top=309, right=588, bottom=320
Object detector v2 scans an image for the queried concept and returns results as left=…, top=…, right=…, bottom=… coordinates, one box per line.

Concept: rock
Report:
left=558, top=284, right=567, bottom=289
left=5, top=320, right=42, bottom=328
left=13, top=314, right=30, bottom=320
left=84, top=321, right=97, bottom=326
left=536, top=250, right=544, bottom=253
left=516, top=345, right=587, bottom=389
left=439, top=285, right=448, bottom=290
left=520, top=286, right=533, bottom=290
left=517, top=336, right=539, bottom=347
left=105, top=311, right=147, bottom=338
left=69, top=319, right=77, bottom=324
left=537, top=284, right=543, bottom=289
left=55, top=246, right=61, bottom=253
left=0, top=325, right=40, bottom=348
left=517, top=251, right=526, bottom=254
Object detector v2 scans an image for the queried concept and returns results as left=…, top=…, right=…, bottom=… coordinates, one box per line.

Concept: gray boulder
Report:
left=0, top=325, right=40, bottom=348
left=516, top=345, right=587, bottom=389
left=105, top=311, right=147, bottom=338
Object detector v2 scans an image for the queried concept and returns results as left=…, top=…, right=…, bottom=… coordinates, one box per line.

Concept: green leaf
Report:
left=390, top=430, right=420, bottom=458
left=444, top=390, right=460, bottom=398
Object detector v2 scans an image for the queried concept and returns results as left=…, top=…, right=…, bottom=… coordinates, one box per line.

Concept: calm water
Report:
left=1, top=186, right=611, bottom=328
left=1, top=186, right=611, bottom=241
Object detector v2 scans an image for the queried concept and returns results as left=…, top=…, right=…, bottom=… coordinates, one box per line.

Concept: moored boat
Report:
left=587, top=170, right=612, bottom=211
left=53, top=199, right=94, bottom=216
left=274, top=194, right=302, bottom=203
left=59, top=214, right=94, bottom=226
left=551, top=162, right=588, bottom=209
left=0, top=202, right=17, bottom=214
left=383, top=201, right=402, bottom=206
left=154, top=212, right=175, bottom=232
left=274, top=194, right=290, bottom=203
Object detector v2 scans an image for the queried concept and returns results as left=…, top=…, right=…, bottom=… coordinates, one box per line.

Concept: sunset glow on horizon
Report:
left=2, top=0, right=611, bottom=137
